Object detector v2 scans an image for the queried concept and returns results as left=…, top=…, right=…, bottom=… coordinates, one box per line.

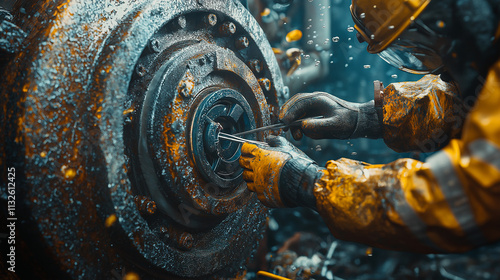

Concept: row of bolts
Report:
left=135, top=13, right=272, bottom=94
left=129, top=13, right=275, bottom=251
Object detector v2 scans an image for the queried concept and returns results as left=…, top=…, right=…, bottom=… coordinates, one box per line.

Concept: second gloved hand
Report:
left=279, top=92, right=382, bottom=140
left=239, top=136, right=324, bottom=209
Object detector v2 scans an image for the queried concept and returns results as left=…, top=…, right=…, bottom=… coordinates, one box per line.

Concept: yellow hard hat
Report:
left=350, top=0, right=431, bottom=54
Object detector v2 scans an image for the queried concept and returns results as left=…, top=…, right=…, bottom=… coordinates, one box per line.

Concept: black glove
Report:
left=279, top=92, right=382, bottom=140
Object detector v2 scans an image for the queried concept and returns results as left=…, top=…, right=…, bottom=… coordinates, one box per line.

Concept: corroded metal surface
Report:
left=0, top=0, right=284, bottom=278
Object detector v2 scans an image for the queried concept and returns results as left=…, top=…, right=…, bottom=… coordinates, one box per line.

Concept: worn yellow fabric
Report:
left=314, top=61, right=500, bottom=253
left=240, top=143, right=288, bottom=208
left=382, top=74, right=465, bottom=153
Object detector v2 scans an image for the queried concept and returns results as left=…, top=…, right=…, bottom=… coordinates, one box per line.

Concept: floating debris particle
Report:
left=286, top=29, right=303, bottom=42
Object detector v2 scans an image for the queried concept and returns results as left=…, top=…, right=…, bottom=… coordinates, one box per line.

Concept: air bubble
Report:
left=347, top=26, right=355, bottom=32
left=363, top=65, right=371, bottom=69
left=391, top=74, right=398, bottom=78
left=332, top=36, right=340, bottom=42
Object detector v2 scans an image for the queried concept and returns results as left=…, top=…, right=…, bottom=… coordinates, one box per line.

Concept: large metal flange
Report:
left=1, top=0, right=284, bottom=279
left=124, top=3, right=284, bottom=279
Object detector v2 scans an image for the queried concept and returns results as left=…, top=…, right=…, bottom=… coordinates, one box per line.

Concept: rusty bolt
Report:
left=219, top=21, right=236, bottom=37
left=134, top=195, right=157, bottom=215
left=176, top=16, right=187, bottom=29
left=178, top=80, right=194, bottom=98
left=205, top=54, right=213, bottom=64
left=204, top=13, right=217, bottom=27
left=135, top=64, right=147, bottom=77
left=258, top=78, right=271, bottom=92
left=247, top=59, right=263, bottom=74
left=148, top=38, right=160, bottom=53
left=179, top=232, right=194, bottom=250
left=235, top=36, right=249, bottom=50
left=199, top=57, right=206, bottom=66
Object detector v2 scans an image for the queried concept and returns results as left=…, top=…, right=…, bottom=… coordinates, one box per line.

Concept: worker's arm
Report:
left=242, top=62, right=500, bottom=253
left=380, top=74, right=466, bottom=152
left=280, top=74, right=466, bottom=153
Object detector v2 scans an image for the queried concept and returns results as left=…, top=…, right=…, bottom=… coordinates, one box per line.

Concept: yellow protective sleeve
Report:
left=382, top=75, right=466, bottom=153
left=314, top=61, right=500, bottom=253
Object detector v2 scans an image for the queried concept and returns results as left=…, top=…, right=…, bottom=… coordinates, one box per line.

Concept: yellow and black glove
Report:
left=239, top=136, right=324, bottom=209
left=280, top=92, right=382, bottom=140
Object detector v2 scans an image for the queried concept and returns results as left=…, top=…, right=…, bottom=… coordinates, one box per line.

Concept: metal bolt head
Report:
left=179, top=232, right=194, bottom=250
left=148, top=38, right=160, bottom=53
left=177, top=16, right=187, bottom=29
left=258, top=78, right=271, bottom=92
left=235, top=36, right=249, bottom=50
left=204, top=13, right=217, bottom=27
left=134, top=195, right=157, bottom=215
left=135, top=64, right=147, bottom=77
left=178, top=80, right=194, bottom=98
left=219, top=21, right=236, bottom=37
left=247, top=59, right=263, bottom=74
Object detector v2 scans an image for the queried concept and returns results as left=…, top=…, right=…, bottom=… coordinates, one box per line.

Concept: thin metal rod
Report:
left=233, top=116, right=323, bottom=137
left=218, top=132, right=269, bottom=146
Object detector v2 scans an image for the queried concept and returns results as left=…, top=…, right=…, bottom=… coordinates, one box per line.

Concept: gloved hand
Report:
left=279, top=92, right=382, bottom=140
left=239, top=136, right=324, bottom=209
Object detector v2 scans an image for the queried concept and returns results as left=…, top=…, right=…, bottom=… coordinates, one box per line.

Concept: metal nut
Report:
left=204, top=13, right=217, bottom=27
left=258, top=78, right=271, bottom=92
left=235, top=36, right=249, bottom=50
left=247, top=59, right=262, bottom=74
left=134, top=195, right=157, bottom=215
left=135, top=64, right=147, bottom=77
left=179, top=232, right=193, bottom=250
left=176, top=15, right=187, bottom=29
left=148, top=38, right=160, bottom=53
left=219, top=21, right=236, bottom=36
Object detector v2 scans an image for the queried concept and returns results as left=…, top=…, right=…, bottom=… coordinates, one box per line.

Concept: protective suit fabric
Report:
left=381, top=74, right=465, bottom=153
left=314, top=60, right=500, bottom=253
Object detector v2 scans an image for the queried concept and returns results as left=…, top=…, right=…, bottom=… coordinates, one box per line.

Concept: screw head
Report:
left=149, top=39, right=160, bottom=53
left=235, top=36, right=249, bottom=50
left=135, top=64, right=147, bottom=77
left=219, top=21, right=236, bottom=37
left=134, top=196, right=157, bottom=215
left=179, top=232, right=194, bottom=250
left=258, top=78, right=271, bottom=92
left=177, top=16, right=187, bottom=29
left=204, top=13, right=217, bottom=27
left=247, top=59, right=263, bottom=74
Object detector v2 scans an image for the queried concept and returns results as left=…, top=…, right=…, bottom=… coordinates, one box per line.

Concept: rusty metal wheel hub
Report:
left=122, top=4, right=284, bottom=279
left=2, top=0, right=285, bottom=279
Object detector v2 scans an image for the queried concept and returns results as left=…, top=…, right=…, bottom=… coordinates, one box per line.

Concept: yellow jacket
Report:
left=314, top=60, right=500, bottom=253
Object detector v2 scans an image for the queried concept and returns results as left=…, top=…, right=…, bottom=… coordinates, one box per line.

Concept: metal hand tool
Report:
left=233, top=116, right=323, bottom=137
left=218, top=132, right=270, bottom=146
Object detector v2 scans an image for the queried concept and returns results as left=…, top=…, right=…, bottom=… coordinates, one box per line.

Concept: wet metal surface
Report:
left=1, top=0, right=284, bottom=278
